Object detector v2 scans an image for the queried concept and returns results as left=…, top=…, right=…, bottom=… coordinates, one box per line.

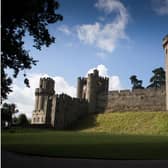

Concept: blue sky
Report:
left=8, top=0, right=168, bottom=117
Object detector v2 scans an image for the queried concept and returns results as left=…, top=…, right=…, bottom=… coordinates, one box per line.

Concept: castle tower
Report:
left=163, top=35, right=168, bottom=111
left=86, top=70, right=97, bottom=113
left=77, top=69, right=109, bottom=113
left=32, top=77, right=55, bottom=124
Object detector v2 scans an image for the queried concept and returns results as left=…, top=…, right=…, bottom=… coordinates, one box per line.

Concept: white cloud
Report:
left=7, top=74, right=76, bottom=118
left=87, top=64, right=108, bottom=77
left=52, top=76, right=76, bottom=97
left=152, top=0, right=168, bottom=15
left=58, top=25, right=71, bottom=35
left=87, top=64, right=122, bottom=90
left=77, top=23, right=100, bottom=44
left=77, top=0, right=128, bottom=53
left=109, top=76, right=122, bottom=90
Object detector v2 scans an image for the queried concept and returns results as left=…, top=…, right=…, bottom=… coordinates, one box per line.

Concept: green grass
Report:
left=2, top=112, right=168, bottom=159
left=2, top=130, right=168, bottom=159
left=74, top=112, right=168, bottom=135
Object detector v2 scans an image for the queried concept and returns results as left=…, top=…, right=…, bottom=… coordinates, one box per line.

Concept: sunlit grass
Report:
left=75, top=112, right=168, bottom=135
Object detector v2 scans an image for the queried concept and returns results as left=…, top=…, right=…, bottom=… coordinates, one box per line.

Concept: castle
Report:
left=31, top=35, right=168, bottom=129
left=31, top=70, right=109, bottom=128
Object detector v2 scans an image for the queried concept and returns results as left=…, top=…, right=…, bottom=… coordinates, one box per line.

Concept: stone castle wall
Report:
left=51, top=94, right=88, bottom=129
left=96, top=87, right=166, bottom=113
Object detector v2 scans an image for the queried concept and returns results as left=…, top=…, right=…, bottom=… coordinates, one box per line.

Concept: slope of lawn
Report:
left=74, top=112, right=168, bottom=135
left=2, top=112, right=168, bottom=159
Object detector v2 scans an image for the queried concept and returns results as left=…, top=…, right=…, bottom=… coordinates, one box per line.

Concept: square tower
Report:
left=77, top=69, right=109, bottom=113
left=31, top=77, right=55, bottom=124
left=163, top=35, right=168, bottom=111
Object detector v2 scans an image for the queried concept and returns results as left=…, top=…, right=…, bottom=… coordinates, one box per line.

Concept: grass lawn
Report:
left=2, top=129, right=168, bottom=159
left=74, top=112, right=168, bottom=135
left=2, top=112, right=168, bottom=159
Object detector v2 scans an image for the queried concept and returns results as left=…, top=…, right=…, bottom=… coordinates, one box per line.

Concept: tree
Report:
left=1, top=0, right=63, bottom=101
left=1, top=103, right=19, bottom=127
left=130, top=75, right=144, bottom=89
left=12, top=116, right=19, bottom=125
left=17, top=114, right=29, bottom=126
left=147, top=67, right=165, bottom=88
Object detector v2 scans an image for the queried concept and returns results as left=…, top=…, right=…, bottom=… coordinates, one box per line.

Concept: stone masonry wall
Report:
left=96, top=87, right=166, bottom=112
left=51, top=94, right=88, bottom=129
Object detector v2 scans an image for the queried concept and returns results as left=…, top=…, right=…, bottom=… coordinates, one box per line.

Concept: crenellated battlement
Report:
left=39, top=77, right=55, bottom=92
left=96, top=87, right=166, bottom=113
left=107, top=86, right=165, bottom=96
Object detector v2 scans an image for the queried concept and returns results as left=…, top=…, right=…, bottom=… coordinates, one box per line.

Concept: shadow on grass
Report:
left=67, top=114, right=99, bottom=131
left=68, top=92, right=109, bottom=131
left=2, top=142, right=168, bottom=159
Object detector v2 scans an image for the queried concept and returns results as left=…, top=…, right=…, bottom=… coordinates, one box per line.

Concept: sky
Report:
left=7, top=0, right=168, bottom=118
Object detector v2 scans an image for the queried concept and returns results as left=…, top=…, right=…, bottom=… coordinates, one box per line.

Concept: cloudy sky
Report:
left=7, top=0, right=168, bottom=118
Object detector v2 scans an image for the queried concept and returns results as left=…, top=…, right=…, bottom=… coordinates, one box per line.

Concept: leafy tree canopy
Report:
left=17, top=113, right=29, bottom=126
left=147, top=67, right=165, bottom=88
left=1, top=103, right=19, bottom=123
left=1, top=0, right=63, bottom=101
left=130, top=75, right=144, bottom=90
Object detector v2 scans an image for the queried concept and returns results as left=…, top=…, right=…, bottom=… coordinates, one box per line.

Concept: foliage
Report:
left=1, top=103, right=19, bottom=123
left=17, top=114, right=29, bottom=126
left=12, top=116, right=19, bottom=125
left=1, top=0, right=63, bottom=100
left=129, top=75, right=144, bottom=89
left=147, top=67, right=165, bottom=88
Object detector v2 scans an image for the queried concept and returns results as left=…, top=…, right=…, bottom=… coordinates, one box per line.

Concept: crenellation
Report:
left=119, top=90, right=131, bottom=95
left=97, top=87, right=166, bottom=112
left=108, top=90, right=120, bottom=94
